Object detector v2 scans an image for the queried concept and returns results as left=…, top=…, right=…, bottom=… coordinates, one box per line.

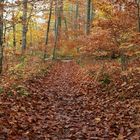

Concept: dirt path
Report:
left=0, top=61, right=140, bottom=139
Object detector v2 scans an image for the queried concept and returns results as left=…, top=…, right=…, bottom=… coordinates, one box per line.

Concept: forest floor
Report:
left=0, top=60, right=140, bottom=139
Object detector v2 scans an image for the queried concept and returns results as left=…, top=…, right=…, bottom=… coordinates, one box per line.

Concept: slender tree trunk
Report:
left=3, top=22, right=6, bottom=44
left=75, top=0, right=79, bottom=29
left=53, top=20, right=59, bottom=59
left=52, top=0, right=63, bottom=59
left=0, top=0, right=4, bottom=74
left=64, top=17, right=68, bottom=36
left=53, top=1, right=59, bottom=60
left=136, top=0, right=140, bottom=32
left=29, top=23, right=33, bottom=47
left=58, top=0, right=63, bottom=28
left=22, top=0, right=28, bottom=51
left=45, top=0, right=53, bottom=45
left=90, top=2, right=94, bottom=25
left=69, top=4, right=74, bottom=29
left=44, top=0, right=53, bottom=59
left=85, top=0, right=91, bottom=35
left=13, top=23, right=16, bottom=47
left=12, top=11, right=16, bottom=48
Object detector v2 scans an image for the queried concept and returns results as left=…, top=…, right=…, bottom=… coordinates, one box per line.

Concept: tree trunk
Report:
left=90, top=2, right=94, bottom=25
left=52, top=0, right=63, bottom=59
left=44, top=0, right=53, bottom=59
left=22, top=0, right=28, bottom=51
left=3, top=21, right=6, bottom=44
left=29, top=22, right=33, bottom=48
left=0, top=0, right=4, bottom=74
left=136, top=0, right=140, bottom=32
left=13, top=23, right=16, bottom=47
left=85, top=0, right=91, bottom=35
left=12, top=11, right=16, bottom=48
left=75, top=0, right=79, bottom=29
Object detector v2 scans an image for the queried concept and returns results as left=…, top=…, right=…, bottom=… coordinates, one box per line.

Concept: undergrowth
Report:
left=0, top=52, right=53, bottom=96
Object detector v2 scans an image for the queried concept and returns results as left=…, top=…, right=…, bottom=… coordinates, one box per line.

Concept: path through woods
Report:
left=0, top=61, right=140, bottom=139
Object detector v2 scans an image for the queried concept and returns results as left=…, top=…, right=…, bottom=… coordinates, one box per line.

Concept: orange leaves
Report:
left=80, top=0, right=139, bottom=58
left=80, top=29, right=117, bottom=56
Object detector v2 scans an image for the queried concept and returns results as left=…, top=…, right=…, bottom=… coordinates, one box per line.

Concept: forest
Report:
left=0, top=0, right=140, bottom=139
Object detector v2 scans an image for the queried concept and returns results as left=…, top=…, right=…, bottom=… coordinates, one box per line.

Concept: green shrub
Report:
left=100, top=73, right=111, bottom=85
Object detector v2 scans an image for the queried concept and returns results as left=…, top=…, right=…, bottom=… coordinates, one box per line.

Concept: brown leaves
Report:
left=0, top=61, right=139, bottom=139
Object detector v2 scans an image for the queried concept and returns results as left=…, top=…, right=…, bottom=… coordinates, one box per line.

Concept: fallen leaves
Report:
left=0, top=61, right=139, bottom=139
left=95, top=117, right=101, bottom=123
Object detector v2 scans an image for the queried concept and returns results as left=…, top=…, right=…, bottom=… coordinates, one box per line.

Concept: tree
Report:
left=52, top=0, right=63, bottom=59
left=12, top=10, right=16, bottom=48
left=0, top=0, right=4, bottom=74
left=22, top=0, right=28, bottom=51
left=85, top=0, right=92, bottom=35
left=75, top=0, right=79, bottom=29
left=135, top=0, right=140, bottom=32
left=44, top=0, right=53, bottom=59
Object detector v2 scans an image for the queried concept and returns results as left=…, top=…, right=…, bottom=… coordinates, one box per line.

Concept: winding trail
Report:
left=0, top=61, right=140, bottom=139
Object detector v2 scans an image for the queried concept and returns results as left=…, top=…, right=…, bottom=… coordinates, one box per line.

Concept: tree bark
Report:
left=85, top=0, right=91, bottom=35
left=53, top=0, right=63, bottom=59
left=44, top=0, right=53, bottom=59
left=12, top=11, right=16, bottom=48
left=75, top=0, right=79, bottom=29
left=0, top=0, right=4, bottom=74
left=22, top=0, right=28, bottom=51
left=136, top=0, right=140, bottom=32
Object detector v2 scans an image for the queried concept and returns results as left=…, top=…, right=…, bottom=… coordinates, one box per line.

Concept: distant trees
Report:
left=0, top=0, right=139, bottom=74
